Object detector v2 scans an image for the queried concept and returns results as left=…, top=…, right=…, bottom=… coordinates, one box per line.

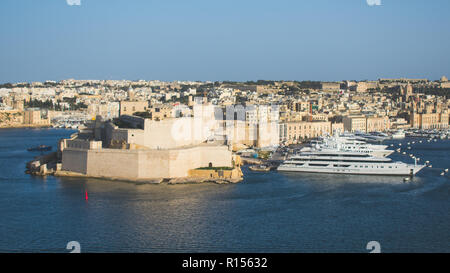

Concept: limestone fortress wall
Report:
left=61, top=144, right=233, bottom=180
left=58, top=111, right=240, bottom=182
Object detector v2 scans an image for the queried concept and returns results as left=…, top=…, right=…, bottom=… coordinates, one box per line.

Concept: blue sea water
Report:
left=0, top=128, right=449, bottom=253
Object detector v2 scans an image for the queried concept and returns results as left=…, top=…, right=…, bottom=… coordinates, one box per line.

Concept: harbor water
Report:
left=0, top=128, right=449, bottom=252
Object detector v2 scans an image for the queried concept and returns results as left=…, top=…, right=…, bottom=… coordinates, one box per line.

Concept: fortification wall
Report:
left=137, top=149, right=171, bottom=178
left=86, top=149, right=141, bottom=179
left=62, top=149, right=88, bottom=174
left=61, top=145, right=233, bottom=180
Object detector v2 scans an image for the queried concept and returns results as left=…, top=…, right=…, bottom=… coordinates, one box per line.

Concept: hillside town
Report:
left=1, top=77, right=449, bottom=144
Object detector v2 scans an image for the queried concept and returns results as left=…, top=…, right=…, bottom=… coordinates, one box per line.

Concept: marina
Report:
left=276, top=134, right=424, bottom=176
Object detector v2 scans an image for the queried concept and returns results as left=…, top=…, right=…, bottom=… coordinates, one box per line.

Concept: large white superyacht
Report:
left=305, top=135, right=394, bottom=157
left=277, top=150, right=426, bottom=176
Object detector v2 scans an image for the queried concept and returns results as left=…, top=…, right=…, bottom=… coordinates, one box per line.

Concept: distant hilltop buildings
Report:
left=1, top=76, right=449, bottom=138
left=10, top=76, right=450, bottom=182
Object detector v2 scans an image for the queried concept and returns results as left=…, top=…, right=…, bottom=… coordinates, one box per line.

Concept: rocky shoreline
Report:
left=52, top=170, right=242, bottom=185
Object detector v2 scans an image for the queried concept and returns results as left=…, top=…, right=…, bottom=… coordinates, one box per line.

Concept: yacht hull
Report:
left=372, top=150, right=394, bottom=157
left=277, top=164, right=425, bottom=176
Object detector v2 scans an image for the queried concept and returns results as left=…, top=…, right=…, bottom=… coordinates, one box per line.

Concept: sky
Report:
left=0, top=0, right=449, bottom=83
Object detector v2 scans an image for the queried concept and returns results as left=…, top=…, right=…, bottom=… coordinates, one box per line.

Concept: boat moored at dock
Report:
left=277, top=150, right=425, bottom=176
left=27, top=145, right=52, bottom=152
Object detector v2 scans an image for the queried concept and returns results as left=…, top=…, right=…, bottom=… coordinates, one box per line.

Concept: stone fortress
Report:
left=56, top=103, right=243, bottom=183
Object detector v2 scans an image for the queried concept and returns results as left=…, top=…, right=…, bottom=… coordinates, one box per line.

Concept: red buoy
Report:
left=85, top=191, right=88, bottom=201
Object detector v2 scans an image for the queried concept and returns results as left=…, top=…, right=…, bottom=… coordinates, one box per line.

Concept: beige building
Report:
left=119, top=101, right=148, bottom=116
left=390, top=118, right=410, bottom=129
left=343, top=115, right=390, bottom=133
left=60, top=114, right=241, bottom=181
left=410, top=112, right=449, bottom=129
left=61, top=139, right=234, bottom=180
left=321, top=82, right=341, bottom=91
left=280, top=121, right=331, bottom=143
left=366, top=116, right=390, bottom=132
left=331, top=122, right=344, bottom=134
left=149, top=104, right=174, bottom=120
left=222, top=120, right=279, bottom=149
left=343, top=115, right=367, bottom=132
left=23, top=109, right=50, bottom=126
left=354, top=81, right=378, bottom=93
left=88, top=102, right=120, bottom=120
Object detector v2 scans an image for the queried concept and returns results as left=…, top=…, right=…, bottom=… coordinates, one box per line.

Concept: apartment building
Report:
left=280, top=121, right=331, bottom=144
left=342, top=115, right=367, bottom=132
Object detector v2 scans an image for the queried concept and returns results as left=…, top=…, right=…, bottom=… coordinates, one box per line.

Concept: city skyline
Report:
left=1, top=0, right=449, bottom=83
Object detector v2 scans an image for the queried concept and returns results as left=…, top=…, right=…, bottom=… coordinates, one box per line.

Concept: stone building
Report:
left=59, top=113, right=242, bottom=181
left=342, top=115, right=367, bottom=132
left=279, top=121, right=332, bottom=144
left=410, top=111, right=449, bottom=129
left=342, top=115, right=390, bottom=133
left=23, top=109, right=50, bottom=126
left=119, top=100, right=149, bottom=116
left=366, top=116, right=390, bottom=132
left=321, top=82, right=341, bottom=91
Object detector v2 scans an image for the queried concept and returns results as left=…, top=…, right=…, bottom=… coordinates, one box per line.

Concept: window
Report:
left=309, top=164, right=329, bottom=167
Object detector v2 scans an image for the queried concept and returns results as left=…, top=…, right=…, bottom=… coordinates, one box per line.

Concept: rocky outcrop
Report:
left=26, top=152, right=58, bottom=175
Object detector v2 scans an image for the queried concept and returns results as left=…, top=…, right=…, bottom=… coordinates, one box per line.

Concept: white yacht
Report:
left=391, top=130, right=406, bottom=139
left=277, top=150, right=425, bottom=176
left=306, top=136, right=393, bottom=157
left=354, top=132, right=388, bottom=143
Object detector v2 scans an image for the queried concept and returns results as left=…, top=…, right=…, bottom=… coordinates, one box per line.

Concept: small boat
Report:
left=391, top=130, right=406, bottom=140
left=27, top=145, right=52, bottom=152
left=249, top=165, right=271, bottom=172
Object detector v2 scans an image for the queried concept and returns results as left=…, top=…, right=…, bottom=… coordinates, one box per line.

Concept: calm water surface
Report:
left=0, top=128, right=449, bottom=252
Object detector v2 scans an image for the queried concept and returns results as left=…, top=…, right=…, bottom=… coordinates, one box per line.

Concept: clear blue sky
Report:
left=0, top=0, right=449, bottom=83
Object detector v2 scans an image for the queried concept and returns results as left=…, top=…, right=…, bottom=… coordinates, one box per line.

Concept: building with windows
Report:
left=279, top=121, right=331, bottom=144
left=119, top=101, right=148, bottom=116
